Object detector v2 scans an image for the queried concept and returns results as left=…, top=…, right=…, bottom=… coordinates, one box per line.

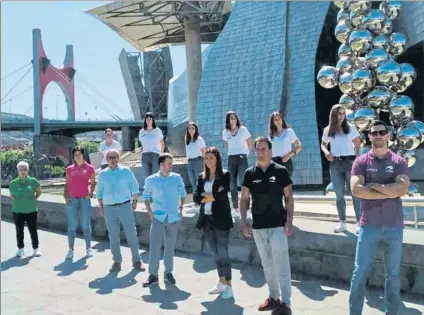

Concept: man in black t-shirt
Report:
left=240, top=136, right=294, bottom=315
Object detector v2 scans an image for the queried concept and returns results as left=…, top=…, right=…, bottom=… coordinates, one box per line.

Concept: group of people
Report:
left=8, top=107, right=410, bottom=315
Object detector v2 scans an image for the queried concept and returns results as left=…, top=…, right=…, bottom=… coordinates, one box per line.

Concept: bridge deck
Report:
left=1, top=221, right=423, bottom=315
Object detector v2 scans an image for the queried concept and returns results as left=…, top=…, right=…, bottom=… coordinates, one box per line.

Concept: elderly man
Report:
left=98, top=128, right=122, bottom=170
left=97, top=149, right=144, bottom=272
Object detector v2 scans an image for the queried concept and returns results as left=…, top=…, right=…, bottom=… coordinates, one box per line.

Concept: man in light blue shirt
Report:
left=142, top=153, right=187, bottom=287
left=97, top=149, right=144, bottom=273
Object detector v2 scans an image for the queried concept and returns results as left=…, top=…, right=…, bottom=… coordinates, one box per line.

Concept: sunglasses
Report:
left=370, top=130, right=388, bottom=136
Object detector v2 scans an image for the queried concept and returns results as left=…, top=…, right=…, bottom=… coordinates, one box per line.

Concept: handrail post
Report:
left=414, top=205, right=418, bottom=230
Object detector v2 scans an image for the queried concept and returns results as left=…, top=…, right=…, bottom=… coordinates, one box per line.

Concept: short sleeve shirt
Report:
left=269, top=128, right=299, bottom=157
left=99, top=140, right=122, bottom=165
left=186, top=136, right=206, bottom=159
left=222, top=126, right=251, bottom=156
left=9, top=176, right=40, bottom=213
left=139, top=128, right=164, bottom=154
left=351, top=150, right=409, bottom=228
left=66, top=162, right=95, bottom=198
left=322, top=123, right=359, bottom=156
left=242, top=162, right=292, bottom=229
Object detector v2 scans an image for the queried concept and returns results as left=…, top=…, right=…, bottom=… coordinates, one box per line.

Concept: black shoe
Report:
left=164, top=273, right=176, bottom=284
left=258, top=297, right=281, bottom=311
left=143, top=275, right=158, bottom=287
left=271, top=303, right=292, bottom=315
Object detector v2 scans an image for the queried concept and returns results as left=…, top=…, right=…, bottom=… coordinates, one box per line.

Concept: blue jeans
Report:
left=329, top=159, right=361, bottom=221
left=187, top=157, right=203, bottom=191
left=228, top=154, right=248, bottom=209
left=349, top=227, right=403, bottom=315
left=66, top=198, right=92, bottom=250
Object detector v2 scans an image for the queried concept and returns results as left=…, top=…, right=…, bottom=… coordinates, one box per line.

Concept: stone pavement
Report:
left=1, top=221, right=423, bottom=315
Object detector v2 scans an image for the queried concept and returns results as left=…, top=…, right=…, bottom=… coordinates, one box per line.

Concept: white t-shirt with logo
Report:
left=138, top=128, right=163, bottom=154
left=269, top=128, right=299, bottom=158
left=186, top=136, right=206, bottom=159
left=222, top=126, right=251, bottom=156
left=99, top=140, right=122, bottom=166
left=321, top=123, right=360, bottom=156
left=204, top=179, right=214, bottom=215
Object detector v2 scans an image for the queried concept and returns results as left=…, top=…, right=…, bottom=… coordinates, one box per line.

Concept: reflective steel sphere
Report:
left=349, top=29, right=373, bottom=53
left=393, top=63, right=417, bottom=93
left=408, top=120, right=424, bottom=144
left=380, top=18, right=393, bottom=35
left=372, top=35, right=390, bottom=50
left=376, top=60, right=401, bottom=87
left=338, top=43, right=353, bottom=58
left=317, top=66, right=339, bottom=89
left=350, top=10, right=365, bottom=27
left=346, top=109, right=356, bottom=124
left=397, top=149, right=417, bottom=168
left=406, top=183, right=420, bottom=197
left=335, top=21, right=352, bottom=44
left=379, top=1, right=401, bottom=20
left=354, top=106, right=376, bottom=130
left=337, top=57, right=357, bottom=74
left=389, top=32, right=407, bottom=56
left=387, top=126, right=397, bottom=147
left=334, top=1, right=347, bottom=9
left=389, top=95, right=414, bottom=121
left=362, top=9, right=385, bottom=33
left=348, top=1, right=372, bottom=13
left=340, top=94, right=359, bottom=110
left=337, top=9, right=351, bottom=24
left=365, top=48, right=389, bottom=69
left=352, top=68, right=376, bottom=93
left=397, top=126, right=422, bottom=150
left=366, top=86, right=394, bottom=110
left=339, top=72, right=354, bottom=95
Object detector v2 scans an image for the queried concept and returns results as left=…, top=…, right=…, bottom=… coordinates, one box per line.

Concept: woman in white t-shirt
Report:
left=185, top=121, right=206, bottom=191
left=222, top=111, right=252, bottom=211
left=138, top=112, right=164, bottom=179
left=268, top=112, right=302, bottom=177
left=98, top=128, right=122, bottom=170
left=321, top=104, right=361, bottom=234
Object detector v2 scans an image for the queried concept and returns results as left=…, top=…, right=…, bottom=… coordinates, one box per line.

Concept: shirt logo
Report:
left=385, top=165, right=394, bottom=173
left=269, top=176, right=276, bottom=183
left=217, top=186, right=224, bottom=192
left=252, top=179, right=262, bottom=184
left=366, top=168, right=378, bottom=172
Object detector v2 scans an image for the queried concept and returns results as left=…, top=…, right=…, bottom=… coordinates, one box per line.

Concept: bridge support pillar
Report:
left=122, top=127, right=138, bottom=152
left=184, top=13, right=202, bottom=122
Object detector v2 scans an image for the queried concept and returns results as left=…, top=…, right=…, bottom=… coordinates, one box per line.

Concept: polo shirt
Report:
left=66, top=162, right=95, bottom=198
left=351, top=150, right=409, bottom=228
left=9, top=176, right=40, bottom=213
left=242, top=162, right=292, bottom=229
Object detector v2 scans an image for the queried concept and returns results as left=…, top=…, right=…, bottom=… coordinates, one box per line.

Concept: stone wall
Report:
left=2, top=192, right=423, bottom=296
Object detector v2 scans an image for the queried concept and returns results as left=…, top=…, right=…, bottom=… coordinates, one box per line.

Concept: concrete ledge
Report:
left=1, top=192, right=423, bottom=297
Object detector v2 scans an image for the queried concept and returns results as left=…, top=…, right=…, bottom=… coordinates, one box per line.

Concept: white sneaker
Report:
left=355, top=223, right=361, bottom=235
left=334, top=221, right=347, bottom=233
left=66, top=249, right=74, bottom=260
left=16, top=249, right=24, bottom=258
left=221, top=286, right=233, bottom=299
left=208, top=281, right=225, bottom=294
left=86, top=248, right=93, bottom=257
left=33, top=248, right=41, bottom=257
left=231, top=209, right=240, bottom=217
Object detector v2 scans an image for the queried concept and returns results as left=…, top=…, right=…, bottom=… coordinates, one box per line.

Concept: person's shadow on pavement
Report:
left=88, top=269, right=139, bottom=295
left=200, top=296, right=244, bottom=315
left=292, top=279, right=338, bottom=301
left=1, top=256, right=34, bottom=272
left=53, top=257, right=88, bottom=277
left=141, top=283, right=191, bottom=310
left=365, top=290, right=423, bottom=315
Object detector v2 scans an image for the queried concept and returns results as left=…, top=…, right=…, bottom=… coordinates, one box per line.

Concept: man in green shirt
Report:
left=9, top=161, right=42, bottom=258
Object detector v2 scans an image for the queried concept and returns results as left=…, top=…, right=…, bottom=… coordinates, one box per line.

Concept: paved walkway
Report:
left=1, top=221, right=423, bottom=315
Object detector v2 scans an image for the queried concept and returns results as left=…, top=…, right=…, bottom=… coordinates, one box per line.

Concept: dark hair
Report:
left=185, top=121, right=199, bottom=145
left=328, top=104, right=350, bottom=138
left=203, top=147, right=224, bottom=181
left=143, top=112, right=157, bottom=130
left=225, top=111, right=241, bottom=130
left=72, top=146, right=86, bottom=160
left=370, top=120, right=388, bottom=131
left=269, top=111, right=289, bottom=139
left=104, top=128, right=112, bottom=135
left=158, top=152, right=173, bottom=166
left=254, top=136, right=272, bottom=150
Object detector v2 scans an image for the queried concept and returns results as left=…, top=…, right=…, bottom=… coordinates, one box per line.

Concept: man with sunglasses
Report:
left=349, top=120, right=409, bottom=315
left=97, top=149, right=144, bottom=273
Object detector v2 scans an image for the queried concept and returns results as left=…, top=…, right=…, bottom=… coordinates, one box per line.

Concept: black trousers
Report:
left=271, top=157, right=293, bottom=177
left=13, top=212, right=39, bottom=249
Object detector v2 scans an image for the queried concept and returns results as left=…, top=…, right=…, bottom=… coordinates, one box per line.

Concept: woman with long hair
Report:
left=268, top=112, right=302, bottom=177
left=9, top=161, right=42, bottom=258
left=185, top=121, right=206, bottom=191
left=222, top=111, right=252, bottom=212
left=321, top=104, right=361, bottom=234
left=139, top=112, right=165, bottom=179
left=63, top=146, right=96, bottom=260
left=193, top=147, right=234, bottom=299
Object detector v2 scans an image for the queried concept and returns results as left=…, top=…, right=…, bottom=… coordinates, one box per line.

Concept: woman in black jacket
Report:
left=193, top=147, right=234, bottom=299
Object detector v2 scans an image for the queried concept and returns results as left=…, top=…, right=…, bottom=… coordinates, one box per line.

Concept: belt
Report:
left=107, top=200, right=131, bottom=207
left=333, top=155, right=355, bottom=161
left=188, top=156, right=202, bottom=161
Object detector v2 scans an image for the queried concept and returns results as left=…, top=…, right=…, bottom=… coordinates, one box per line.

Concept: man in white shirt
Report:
left=98, top=129, right=122, bottom=170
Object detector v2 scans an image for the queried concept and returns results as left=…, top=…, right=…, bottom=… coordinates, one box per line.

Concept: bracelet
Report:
left=291, top=149, right=296, bottom=156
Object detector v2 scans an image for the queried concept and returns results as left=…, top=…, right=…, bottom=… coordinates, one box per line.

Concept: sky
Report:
left=1, top=1, right=207, bottom=121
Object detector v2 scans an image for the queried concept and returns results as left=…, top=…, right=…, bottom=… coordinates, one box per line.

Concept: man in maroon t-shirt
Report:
left=349, top=120, right=409, bottom=315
